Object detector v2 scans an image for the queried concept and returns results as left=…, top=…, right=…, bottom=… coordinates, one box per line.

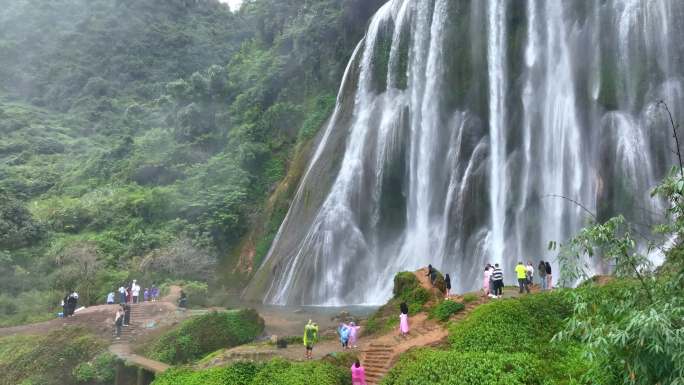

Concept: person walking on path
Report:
left=491, top=264, right=504, bottom=298
left=114, top=306, right=124, bottom=340
left=123, top=303, right=131, bottom=327
left=131, top=280, right=141, bottom=304
left=483, top=265, right=492, bottom=296
left=516, top=262, right=530, bottom=294
left=351, top=359, right=367, bottom=385
left=399, top=302, right=410, bottom=337
left=444, top=274, right=452, bottom=299
left=526, top=262, right=534, bottom=288
left=303, top=320, right=319, bottom=360
left=348, top=322, right=361, bottom=348
left=545, top=261, right=553, bottom=290
left=338, top=323, right=351, bottom=349
left=538, top=261, right=547, bottom=290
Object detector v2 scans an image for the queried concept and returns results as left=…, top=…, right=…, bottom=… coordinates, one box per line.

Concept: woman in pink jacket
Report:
left=351, top=359, right=367, bottom=385
left=483, top=264, right=492, bottom=296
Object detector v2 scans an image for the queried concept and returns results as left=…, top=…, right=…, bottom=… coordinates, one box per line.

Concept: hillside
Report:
left=0, top=0, right=385, bottom=326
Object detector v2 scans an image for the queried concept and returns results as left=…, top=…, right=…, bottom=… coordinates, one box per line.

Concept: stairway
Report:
left=114, top=303, right=146, bottom=342
left=362, top=343, right=393, bottom=385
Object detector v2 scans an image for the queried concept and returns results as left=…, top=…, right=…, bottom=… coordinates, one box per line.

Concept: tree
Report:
left=139, top=236, right=217, bottom=282
left=53, top=242, right=104, bottom=306
left=0, top=195, right=45, bottom=250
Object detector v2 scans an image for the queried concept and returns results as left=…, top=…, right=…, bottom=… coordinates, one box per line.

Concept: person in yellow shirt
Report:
left=515, top=261, right=530, bottom=294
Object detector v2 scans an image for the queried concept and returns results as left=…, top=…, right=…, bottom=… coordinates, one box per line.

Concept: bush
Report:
left=0, top=327, right=108, bottom=385
left=429, top=300, right=465, bottom=322
left=462, top=293, right=478, bottom=303
left=147, top=309, right=265, bottom=364
left=381, top=350, right=543, bottom=385
left=72, top=352, right=117, bottom=383
left=182, top=281, right=209, bottom=308
left=449, top=292, right=570, bottom=354
left=393, top=272, right=419, bottom=296
left=151, top=359, right=349, bottom=385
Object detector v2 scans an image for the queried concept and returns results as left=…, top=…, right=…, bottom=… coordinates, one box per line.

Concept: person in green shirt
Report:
left=303, top=320, right=319, bottom=359
left=515, top=261, right=530, bottom=294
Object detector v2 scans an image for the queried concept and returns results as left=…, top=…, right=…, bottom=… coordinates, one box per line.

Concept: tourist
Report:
left=348, top=322, right=361, bottom=348
left=444, top=273, right=452, bottom=298
left=67, top=291, right=79, bottom=316
left=491, top=264, right=504, bottom=298
left=426, top=264, right=436, bottom=286
left=123, top=303, right=131, bottom=326
left=114, top=306, right=124, bottom=340
left=62, top=292, right=70, bottom=317
left=106, top=291, right=115, bottom=304
left=338, top=323, right=350, bottom=349
left=118, top=285, right=126, bottom=304
left=178, top=290, right=187, bottom=308
left=351, top=359, right=367, bottom=385
left=131, top=280, right=141, bottom=304
left=399, top=302, right=409, bottom=337
left=545, top=261, right=553, bottom=290
left=143, top=288, right=150, bottom=302
left=303, top=320, right=319, bottom=360
left=125, top=286, right=132, bottom=304
left=515, top=261, right=529, bottom=294
left=151, top=284, right=159, bottom=302
left=526, top=261, right=534, bottom=288
left=538, top=260, right=547, bottom=290
left=484, top=264, right=492, bottom=297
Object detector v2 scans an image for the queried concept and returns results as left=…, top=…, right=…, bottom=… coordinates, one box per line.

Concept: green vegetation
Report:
left=152, top=358, right=350, bottom=385
left=382, top=350, right=543, bottom=385
left=0, top=0, right=385, bottom=327
left=365, top=271, right=436, bottom=335
left=429, top=300, right=465, bottom=322
left=146, top=309, right=265, bottom=365
left=0, top=327, right=112, bottom=385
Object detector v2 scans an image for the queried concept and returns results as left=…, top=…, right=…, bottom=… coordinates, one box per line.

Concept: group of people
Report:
left=110, top=280, right=159, bottom=305
left=337, top=322, right=361, bottom=349
left=61, top=291, right=79, bottom=317
left=483, top=261, right=553, bottom=298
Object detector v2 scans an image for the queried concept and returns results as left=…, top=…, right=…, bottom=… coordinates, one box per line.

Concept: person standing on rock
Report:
left=399, top=302, right=409, bottom=337
left=303, top=320, right=318, bottom=360
left=118, top=285, right=126, bottom=304
left=131, top=280, right=141, bottom=304
left=545, top=261, right=553, bottom=290
left=516, top=261, right=530, bottom=294
left=538, top=261, right=547, bottom=290
left=444, top=274, right=452, bottom=299
left=491, top=264, right=504, bottom=298
left=351, top=359, right=367, bottom=385
left=114, top=306, right=124, bottom=340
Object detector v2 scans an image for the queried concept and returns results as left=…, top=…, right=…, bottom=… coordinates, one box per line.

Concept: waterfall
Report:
left=244, top=0, right=684, bottom=306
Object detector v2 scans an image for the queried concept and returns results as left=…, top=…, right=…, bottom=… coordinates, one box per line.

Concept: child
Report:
left=348, top=322, right=361, bottom=348
left=338, top=323, right=350, bottom=349
left=143, top=288, right=150, bottom=302
left=399, top=302, right=409, bottom=337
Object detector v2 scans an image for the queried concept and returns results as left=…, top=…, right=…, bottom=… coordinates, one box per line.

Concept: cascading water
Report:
left=244, top=0, right=684, bottom=306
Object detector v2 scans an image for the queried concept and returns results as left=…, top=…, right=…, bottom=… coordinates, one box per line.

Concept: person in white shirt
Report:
left=118, top=286, right=126, bottom=304
left=106, top=292, right=115, bottom=304
left=526, top=262, right=534, bottom=288
left=131, top=280, right=141, bottom=304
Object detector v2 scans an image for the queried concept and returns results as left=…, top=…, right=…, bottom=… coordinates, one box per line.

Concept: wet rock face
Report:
left=247, top=0, right=683, bottom=306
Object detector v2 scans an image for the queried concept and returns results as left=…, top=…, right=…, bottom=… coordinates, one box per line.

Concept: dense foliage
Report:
left=151, top=358, right=350, bottom=385
left=428, top=300, right=464, bottom=322
left=0, top=0, right=384, bottom=325
left=0, top=327, right=111, bottom=385
left=146, top=309, right=265, bottom=364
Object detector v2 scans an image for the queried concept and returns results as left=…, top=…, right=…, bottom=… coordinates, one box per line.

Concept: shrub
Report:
left=429, top=300, right=465, bottom=322
left=0, top=327, right=108, bottom=385
left=147, top=309, right=265, bottom=364
left=72, top=352, right=117, bottom=383
left=462, top=293, right=478, bottom=303
left=381, top=350, right=543, bottom=385
left=393, top=272, right=419, bottom=296
left=182, top=281, right=210, bottom=308
left=151, top=359, right=348, bottom=385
